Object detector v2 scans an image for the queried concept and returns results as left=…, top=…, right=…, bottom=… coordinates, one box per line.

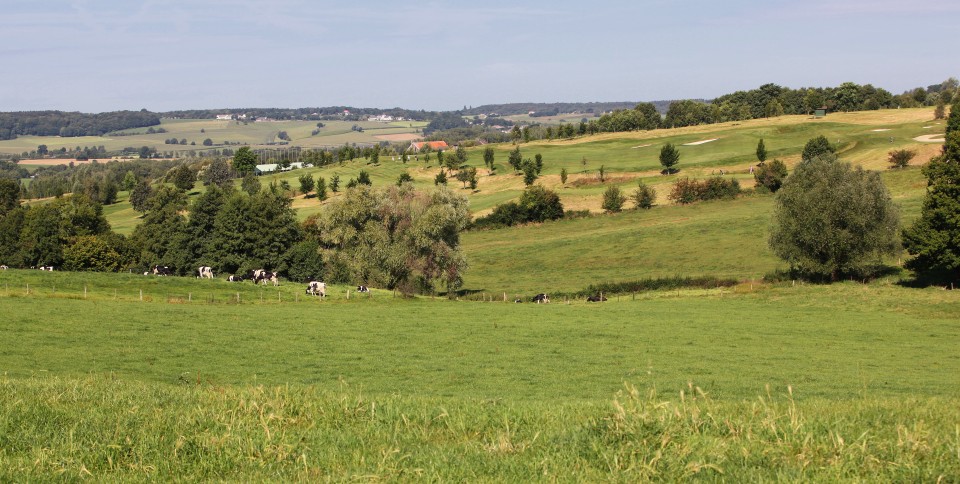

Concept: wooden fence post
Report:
left=84, top=285, right=87, bottom=299
left=139, top=289, right=143, bottom=301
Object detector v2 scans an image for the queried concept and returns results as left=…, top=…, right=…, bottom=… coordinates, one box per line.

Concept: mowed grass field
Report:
left=0, top=118, right=427, bottom=156
left=1, top=269, right=959, bottom=479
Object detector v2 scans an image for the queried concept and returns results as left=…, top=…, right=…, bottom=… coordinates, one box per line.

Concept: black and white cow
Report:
left=586, top=295, right=608, bottom=302
left=246, top=269, right=266, bottom=283
left=0, top=265, right=8, bottom=270
left=198, top=266, right=214, bottom=279
left=306, top=281, right=326, bottom=297
left=255, top=271, right=279, bottom=286
left=226, top=274, right=243, bottom=282
left=38, top=266, right=55, bottom=271
left=152, top=265, right=172, bottom=276
left=356, top=285, right=369, bottom=293
left=532, top=293, right=550, bottom=304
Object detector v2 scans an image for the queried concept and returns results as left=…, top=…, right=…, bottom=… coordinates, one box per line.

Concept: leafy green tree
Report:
left=522, top=160, right=537, bottom=186
left=298, top=173, right=315, bottom=196
left=598, top=165, right=606, bottom=182
left=63, top=235, right=123, bottom=272
left=659, top=143, right=680, bottom=173
left=232, top=146, right=258, bottom=175
left=902, top=131, right=960, bottom=283
left=37, top=144, right=48, bottom=156
left=0, top=206, right=25, bottom=265
left=518, top=185, right=563, bottom=222
left=357, top=170, right=372, bottom=186
left=370, top=145, right=380, bottom=164
left=130, top=186, right=189, bottom=269
left=483, top=146, right=495, bottom=171
left=534, top=153, right=543, bottom=174
left=130, top=181, right=153, bottom=213
left=801, top=135, right=835, bottom=161
left=16, top=204, right=64, bottom=267
left=202, top=158, right=235, bottom=187
left=508, top=146, right=522, bottom=172
left=397, top=173, right=414, bottom=186
left=754, top=159, right=789, bottom=192
left=434, top=170, right=447, bottom=186
left=282, top=239, right=325, bottom=283
left=0, top=178, right=20, bottom=216
left=934, top=102, right=946, bottom=120
left=888, top=149, right=916, bottom=169
left=770, top=155, right=901, bottom=280
left=169, top=164, right=196, bottom=191
left=202, top=138, right=213, bottom=146
left=764, top=99, right=785, bottom=117
left=121, top=171, right=137, bottom=191
left=756, top=138, right=767, bottom=163
left=601, top=185, right=626, bottom=213
left=330, top=175, right=340, bottom=193
left=560, top=167, right=568, bottom=185
left=316, top=176, right=327, bottom=201
left=632, top=181, right=656, bottom=209
left=454, top=145, right=468, bottom=167
left=241, top=172, right=261, bottom=195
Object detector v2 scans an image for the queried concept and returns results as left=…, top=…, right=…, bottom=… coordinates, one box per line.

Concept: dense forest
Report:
left=159, top=107, right=433, bottom=122
left=0, top=110, right=161, bottom=140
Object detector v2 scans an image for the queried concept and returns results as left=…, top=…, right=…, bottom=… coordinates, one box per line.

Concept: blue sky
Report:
left=2, top=0, right=957, bottom=112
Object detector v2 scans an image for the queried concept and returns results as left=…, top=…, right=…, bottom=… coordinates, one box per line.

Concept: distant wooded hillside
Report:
left=0, top=110, right=160, bottom=140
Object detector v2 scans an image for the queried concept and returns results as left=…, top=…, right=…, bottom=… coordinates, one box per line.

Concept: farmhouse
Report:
left=215, top=114, right=232, bottom=120
left=409, top=141, right=449, bottom=153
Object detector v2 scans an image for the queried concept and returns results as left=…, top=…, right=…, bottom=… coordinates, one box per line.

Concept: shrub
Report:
left=887, top=149, right=916, bottom=169
left=801, top=135, right=835, bottom=161
left=754, top=159, right=788, bottom=192
left=473, top=185, right=563, bottom=228
left=631, top=182, right=656, bottom=209
left=601, top=185, right=625, bottom=213
left=669, top=177, right=740, bottom=204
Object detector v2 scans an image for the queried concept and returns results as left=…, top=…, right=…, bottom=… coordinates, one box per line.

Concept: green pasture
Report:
left=1, top=269, right=958, bottom=402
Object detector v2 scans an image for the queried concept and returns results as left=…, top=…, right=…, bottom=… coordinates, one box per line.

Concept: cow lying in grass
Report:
left=586, top=295, right=608, bottom=302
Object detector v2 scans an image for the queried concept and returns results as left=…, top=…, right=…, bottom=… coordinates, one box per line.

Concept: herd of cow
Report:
left=7, top=265, right=607, bottom=302
left=147, top=265, right=332, bottom=297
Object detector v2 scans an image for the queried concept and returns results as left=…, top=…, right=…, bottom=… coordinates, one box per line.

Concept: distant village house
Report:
left=409, top=141, right=449, bottom=153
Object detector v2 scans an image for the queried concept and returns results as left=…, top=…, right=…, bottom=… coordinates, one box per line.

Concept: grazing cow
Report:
left=247, top=269, right=267, bottom=283
left=586, top=295, right=608, bottom=302
left=226, top=274, right=243, bottom=282
left=514, top=298, right=523, bottom=303
left=306, top=281, right=326, bottom=297
left=198, top=266, right=214, bottom=279
left=356, top=285, right=369, bottom=293
left=256, top=271, right=279, bottom=286
left=152, top=265, right=172, bottom=276
left=0, top=265, right=7, bottom=270
left=532, top=293, right=550, bottom=304
left=39, top=266, right=54, bottom=271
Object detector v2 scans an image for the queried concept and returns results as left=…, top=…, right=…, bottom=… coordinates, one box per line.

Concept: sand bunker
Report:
left=871, top=129, right=891, bottom=132
left=630, top=144, right=653, bottom=149
left=913, top=134, right=945, bottom=143
left=922, top=126, right=933, bottom=129
left=682, top=138, right=718, bottom=146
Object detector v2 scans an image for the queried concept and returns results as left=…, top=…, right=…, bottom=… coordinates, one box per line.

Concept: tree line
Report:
left=0, top=110, right=160, bottom=140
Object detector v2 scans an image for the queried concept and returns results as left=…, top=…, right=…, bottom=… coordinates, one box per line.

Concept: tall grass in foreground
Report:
left=1, top=376, right=957, bottom=481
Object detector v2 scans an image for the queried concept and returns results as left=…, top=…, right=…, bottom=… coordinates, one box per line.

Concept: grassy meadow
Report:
left=4, top=107, right=959, bottom=479
left=1, top=269, right=959, bottom=480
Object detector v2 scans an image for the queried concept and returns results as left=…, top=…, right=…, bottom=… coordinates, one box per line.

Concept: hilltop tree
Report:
left=508, top=146, right=522, bottom=171
left=356, top=170, right=372, bottom=186
left=397, top=173, right=414, bottom=186
left=298, top=173, right=315, bottom=196
left=770, top=155, right=901, bottom=280
left=330, top=175, right=340, bottom=193
left=316, top=176, right=327, bottom=201
left=241, top=172, right=261, bottom=195
left=560, top=167, right=568, bottom=185
left=756, top=138, right=767, bottom=163
left=169, top=164, right=196, bottom=191
left=0, top=178, right=20, bottom=216
left=534, top=153, right=543, bottom=174
left=659, top=143, right=680, bottom=173
left=522, top=160, right=538, bottom=186
left=121, top=171, right=138, bottom=191
left=434, top=170, right=447, bottom=186
left=129, top=180, right=153, bottom=213
left=483, top=146, right=495, bottom=172
left=202, top=158, right=235, bottom=187
left=233, top=146, right=258, bottom=176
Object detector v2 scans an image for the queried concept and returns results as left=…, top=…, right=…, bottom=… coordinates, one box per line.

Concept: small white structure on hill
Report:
left=254, top=162, right=308, bottom=175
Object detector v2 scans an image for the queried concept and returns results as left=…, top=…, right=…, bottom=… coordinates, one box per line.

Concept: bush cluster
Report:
left=472, top=185, right=564, bottom=229
left=668, top=177, right=740, bottom=204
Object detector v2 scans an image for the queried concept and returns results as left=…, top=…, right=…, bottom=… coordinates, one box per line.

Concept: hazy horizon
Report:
left=2, top=0, right=958, bottom=113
